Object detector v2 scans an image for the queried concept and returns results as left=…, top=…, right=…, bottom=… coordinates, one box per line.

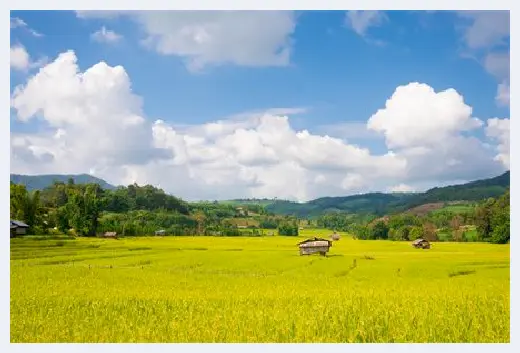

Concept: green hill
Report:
left=10, top=174, right=117, bottom=191
left=265, top=171, right=510, bottom=217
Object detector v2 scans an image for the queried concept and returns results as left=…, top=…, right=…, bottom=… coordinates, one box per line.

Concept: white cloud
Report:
left=10, top=52, right=507, bottom=201
left=483, top=51, right=510, bottom=106
left=367, top=82, right=504, bottom=184
left=91, top=26, right=122, bottom=43
left=77, top=11, right=296, bottom=71
left=10, top=46, right=30, bottom=71
left=317, top=121, right=381, bottom=141
left=10, top=45, right=48, bottom=72
left=367, top=82, right=482, bottom=149
left=345, top=11, right=387, bottom=37
left=456, top=12, right=510, bottom=106
left=484, top=51, right=509, bottom=79
left=11, top=50, right=171, bottom=176
left=456, top=11, right=509, bottom=50
left=495, top=82, right=510, bottom=106
left=11, top=17, right=44, bottom=37
left=486, top=118, right=510, bottom=168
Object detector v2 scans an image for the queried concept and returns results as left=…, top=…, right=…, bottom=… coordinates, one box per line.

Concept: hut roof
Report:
left=412, top=238, right=428, bottom=245
left=10, top=220, right=29, bottom=228
left=298, top=237, right=332, bottom=248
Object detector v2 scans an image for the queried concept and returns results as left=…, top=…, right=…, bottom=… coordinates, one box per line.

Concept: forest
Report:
left=10, top=174, right=510, bottom=244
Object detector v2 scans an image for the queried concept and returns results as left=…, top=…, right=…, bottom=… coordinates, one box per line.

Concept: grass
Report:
left=10, top=230, right=509, bottom=343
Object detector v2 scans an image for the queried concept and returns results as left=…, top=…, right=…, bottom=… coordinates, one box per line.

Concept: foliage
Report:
left=474, top=190, right=510, bottom=244
left=278, top=222, right=299, bottom=236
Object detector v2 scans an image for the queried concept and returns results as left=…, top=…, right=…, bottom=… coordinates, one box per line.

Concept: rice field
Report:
left=10, top=231, right=510, bottom=343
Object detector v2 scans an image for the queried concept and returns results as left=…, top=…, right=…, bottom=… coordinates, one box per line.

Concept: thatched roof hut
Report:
left=298, top=237, right=332, bottom=256
left=412, top=238, right=430, bottom=249
left=103, top=231, right=118, bottom=239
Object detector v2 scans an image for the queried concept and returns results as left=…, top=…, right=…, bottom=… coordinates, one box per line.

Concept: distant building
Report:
left=103, top=231, right=118, bottom=239
left=10, top=220, right=29, bottom=238
left=155, top=229, right=166, bottom=236
left=412, top=238, right=430, bottom=249
left=298, top=237, right=332, bottom=256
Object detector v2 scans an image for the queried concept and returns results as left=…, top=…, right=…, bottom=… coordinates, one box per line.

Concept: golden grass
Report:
left=10, top=231, right=509, bottom=343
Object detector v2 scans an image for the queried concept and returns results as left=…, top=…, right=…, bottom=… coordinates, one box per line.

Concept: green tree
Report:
left=490, top=190, right=510, bottom=244
left=370, top=221, right=389, bottom=240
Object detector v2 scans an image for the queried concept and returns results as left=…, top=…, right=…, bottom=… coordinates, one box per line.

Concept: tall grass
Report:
left=10, top=233, right=509, bottom=343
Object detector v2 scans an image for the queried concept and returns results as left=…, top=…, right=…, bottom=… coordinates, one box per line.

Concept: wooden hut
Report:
left=298, top=237, right=332, bottom=256
left=10, top=220, right=29, bottom=238
left=412, top=238, right=430, bottom=249
left=103, top=231, right=118, bottom=239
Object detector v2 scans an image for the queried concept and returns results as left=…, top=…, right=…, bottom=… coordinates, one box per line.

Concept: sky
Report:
left=9, top=10, right=510, bottom=201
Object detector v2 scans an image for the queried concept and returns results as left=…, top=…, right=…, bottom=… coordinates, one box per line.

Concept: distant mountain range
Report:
left=10, top=174, right=117, bottom=191
left=264, top=171, right=510, bottom=217
left=10, top=171, right=509, bottom=216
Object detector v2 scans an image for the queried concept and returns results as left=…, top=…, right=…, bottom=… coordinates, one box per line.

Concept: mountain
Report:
left=10, top=174, right=117, bottom=191
left=265, top=171, right=510, bottom=217
left=404, top=171, right=510, bottom=208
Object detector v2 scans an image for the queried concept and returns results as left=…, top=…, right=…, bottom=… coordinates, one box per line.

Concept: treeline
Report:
left=314, top=190, right=509, bottom=244
left=10, top=180, right=299, bottom=237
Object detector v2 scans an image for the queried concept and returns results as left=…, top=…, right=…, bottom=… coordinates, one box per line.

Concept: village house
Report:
left=298, top=237, right=332, bottom=256
left=10, top=220, right=29, bottom=238
left=412, top=238, right=431, bottom=249
left=103, top=231, right=118, bottom=239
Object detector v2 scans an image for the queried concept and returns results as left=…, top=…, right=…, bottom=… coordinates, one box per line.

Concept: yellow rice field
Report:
left=10, top=232, right=510, bottom=343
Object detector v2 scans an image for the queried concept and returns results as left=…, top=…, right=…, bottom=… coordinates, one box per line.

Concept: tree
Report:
left=371, top=221, right=389, bottom=240
left=450, top=215, right=464, bottom=242
left=475, top=198, right=495, bottom=241
left=409, top=226, right=423, bottom=240
left=490, top=190, right=510, bottom=244
left=10, top=183, right=28, bottom=221
left=422, top=222, right=438, bottom=241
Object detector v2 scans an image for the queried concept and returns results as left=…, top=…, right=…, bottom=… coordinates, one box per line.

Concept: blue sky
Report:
left=9, top=10, right=510, bottom=201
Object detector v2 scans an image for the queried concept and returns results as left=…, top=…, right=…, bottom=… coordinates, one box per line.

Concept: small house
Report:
left=103, top=231, right=118, bottom=239
left=155, top=229, right=166, bottom=236
left=330, top=232, right=341, bottom=241
left=298, top=237, right=332, bottom=256
left=412, top=238, right=430, bottom=249
left=10, top=220, right=29, bottom=238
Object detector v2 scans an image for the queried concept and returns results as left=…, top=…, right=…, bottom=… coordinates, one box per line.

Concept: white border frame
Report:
left=4, top=1, right=516, bottom=352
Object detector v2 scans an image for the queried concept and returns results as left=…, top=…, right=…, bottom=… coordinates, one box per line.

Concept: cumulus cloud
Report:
left=91, top=26, right=122, bottom=43
left=10, top=52, right=508, bottom=201
left=367, top=83, right=482, bottom=149
left=367, top=82, right=504, bottom=184
left=150, top=114, right=407, bottom=200
left=77, top=11, right=296, bottom=71
left=486, top=118, right=510, bottom=168
left=11, top=51, right=171, bottom=176
left=345, top=11, right=387, bottom=37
